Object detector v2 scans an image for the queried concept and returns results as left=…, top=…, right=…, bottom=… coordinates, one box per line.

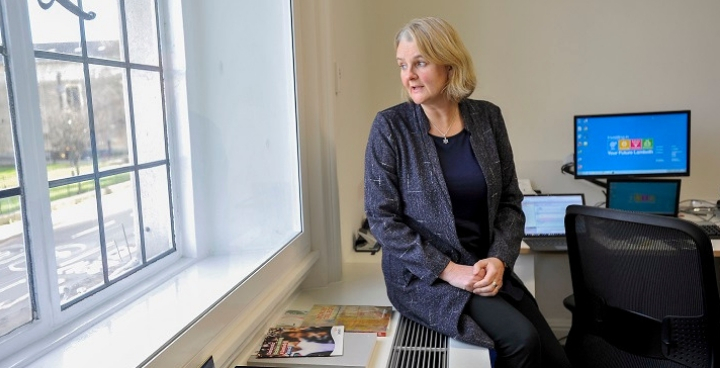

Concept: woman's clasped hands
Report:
left=439, top=257, right=504, bottom=297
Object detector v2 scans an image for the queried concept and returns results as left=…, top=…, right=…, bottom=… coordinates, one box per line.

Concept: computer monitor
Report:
left=574, top=110, right=690, bottom=178
left=606, top=178, right=681, bottom=216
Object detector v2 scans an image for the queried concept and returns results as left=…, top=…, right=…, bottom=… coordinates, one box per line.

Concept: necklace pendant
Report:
left=443, top=137, right=449, bottom=144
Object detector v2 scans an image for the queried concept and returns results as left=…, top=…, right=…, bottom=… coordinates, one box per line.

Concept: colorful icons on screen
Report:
left=612, top=138, right=653, bottom=151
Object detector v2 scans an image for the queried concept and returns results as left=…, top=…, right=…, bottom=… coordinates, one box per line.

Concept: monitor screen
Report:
left=522, top=194, right=585, bottom=236
left=574, top=110, right=690, bottom=178
left=606, top=178, right=681, bottom=216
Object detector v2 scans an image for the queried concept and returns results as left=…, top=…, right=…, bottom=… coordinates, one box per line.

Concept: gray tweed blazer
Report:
left=364, top=99, right=527, bottom=348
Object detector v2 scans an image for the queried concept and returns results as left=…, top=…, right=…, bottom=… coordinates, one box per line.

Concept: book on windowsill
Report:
left=246, top=329, right=377, bottom=368
left=301, top=304, right=393, bottom=337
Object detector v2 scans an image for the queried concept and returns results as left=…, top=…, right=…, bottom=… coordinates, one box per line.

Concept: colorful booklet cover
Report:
left=276, top=309, right=308, bottom=328
left=247, top=331, right=377, bottom=368
left=256, top=325, right=344, bottom=358
left=301, top=304, right=393, bottom=337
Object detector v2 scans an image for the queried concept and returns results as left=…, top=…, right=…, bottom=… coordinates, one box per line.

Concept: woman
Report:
left=364, top=17, right=570, bottom=368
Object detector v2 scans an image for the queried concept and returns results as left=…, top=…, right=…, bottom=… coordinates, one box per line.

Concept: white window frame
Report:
left=0, top=0, right=185, bottom=355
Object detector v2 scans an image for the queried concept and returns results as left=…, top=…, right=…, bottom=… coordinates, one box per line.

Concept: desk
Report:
left=523, top=239, right=720, bottom=255
left=678, top=212, right=720, bottom=256
left=525, top=235, right=720, bottom=339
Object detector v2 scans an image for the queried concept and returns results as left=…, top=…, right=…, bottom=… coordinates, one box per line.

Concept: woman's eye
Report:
left=398, top=64, right=407, bottom=70
left=417, top=61, right=426, bottom=67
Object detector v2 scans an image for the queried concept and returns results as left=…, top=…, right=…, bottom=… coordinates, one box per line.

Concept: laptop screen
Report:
left=522, top=194, right=585, bottom=237
left=606, top=179, right=681, bottom=216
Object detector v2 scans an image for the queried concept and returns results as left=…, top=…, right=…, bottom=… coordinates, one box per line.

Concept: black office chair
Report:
left=563, top=205, right=720, bottom=368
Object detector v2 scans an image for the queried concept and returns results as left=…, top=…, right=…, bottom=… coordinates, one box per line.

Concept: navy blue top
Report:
left=431, top=130, right=490, bottom=255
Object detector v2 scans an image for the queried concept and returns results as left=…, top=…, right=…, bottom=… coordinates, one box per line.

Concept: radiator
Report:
left=386, top=316, right=448, bottom=368
left=385, top=316, right=492, bottom=368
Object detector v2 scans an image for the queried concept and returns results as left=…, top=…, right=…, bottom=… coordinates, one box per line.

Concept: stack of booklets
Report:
left=245, top=304, right=393, bottom=368
left=301, top=305, right=393, bottom=337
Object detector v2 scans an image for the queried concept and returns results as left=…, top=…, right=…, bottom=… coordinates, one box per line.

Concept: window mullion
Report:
left=77, top=0, right=110, bottom=286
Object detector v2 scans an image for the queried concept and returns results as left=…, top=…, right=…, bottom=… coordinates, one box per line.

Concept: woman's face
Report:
left=396, top=39, right=449, bottom=106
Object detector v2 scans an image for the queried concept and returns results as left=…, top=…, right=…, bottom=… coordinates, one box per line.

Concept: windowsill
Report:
left=232, top=262, right=398, bottom=367
left=14, top=250, right=284, bottom=368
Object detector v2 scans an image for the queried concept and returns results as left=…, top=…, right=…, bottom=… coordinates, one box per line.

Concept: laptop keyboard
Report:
left=524, top=238, right=567, bottom=251
left=699, top=223, right=720, bottom=239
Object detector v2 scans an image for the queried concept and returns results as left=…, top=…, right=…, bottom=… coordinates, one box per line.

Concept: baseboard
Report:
left=547, top=317, right=572, bottom=342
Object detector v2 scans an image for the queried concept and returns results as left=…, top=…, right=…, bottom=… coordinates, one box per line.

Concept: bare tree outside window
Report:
left=47, top=108, right=90, bottom=176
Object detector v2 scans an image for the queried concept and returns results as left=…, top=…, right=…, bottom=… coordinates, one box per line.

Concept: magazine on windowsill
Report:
left=246, top=330, right=377, bottom=368
left=301, top=304, right=393, bottom=337
left=255, top=325, right=344, bottom=358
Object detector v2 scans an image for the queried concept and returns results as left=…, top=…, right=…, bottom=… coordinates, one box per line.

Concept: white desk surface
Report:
left=522, top=239, right=720, bottom=254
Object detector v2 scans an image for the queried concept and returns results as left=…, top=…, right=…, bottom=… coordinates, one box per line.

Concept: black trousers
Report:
left=465, top=285, right=571, bottom=368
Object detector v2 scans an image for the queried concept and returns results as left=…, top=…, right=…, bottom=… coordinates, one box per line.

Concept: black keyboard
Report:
left=699, top=224, right=720, bottom=239
left=524, top=237, right=568, bottom=252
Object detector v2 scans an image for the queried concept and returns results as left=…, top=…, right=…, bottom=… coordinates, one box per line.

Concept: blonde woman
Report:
left=364, top=17, right=570, bottom=368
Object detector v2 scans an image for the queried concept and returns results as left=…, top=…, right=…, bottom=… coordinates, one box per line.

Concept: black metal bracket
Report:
left=561, top=162, right=607, bottom=189
left=38, top=0, right=96, bottom=20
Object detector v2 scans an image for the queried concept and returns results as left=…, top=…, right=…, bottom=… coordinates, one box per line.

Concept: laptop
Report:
left=606, top=178, right=681, bottom=217
left=522, top=193, right=585, bottom=252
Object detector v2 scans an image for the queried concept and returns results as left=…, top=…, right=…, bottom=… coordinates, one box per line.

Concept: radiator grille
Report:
left=386, top=316, right=448, bottom=368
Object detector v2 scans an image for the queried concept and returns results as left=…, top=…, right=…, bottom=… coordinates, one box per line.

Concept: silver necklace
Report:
left=429, top=117, right=456, bottom=144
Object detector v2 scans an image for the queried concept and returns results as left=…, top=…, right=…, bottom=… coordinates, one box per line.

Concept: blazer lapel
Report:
left=461, top=102, right=500, bottom=212
left=413, top=103, right=454, bottom=210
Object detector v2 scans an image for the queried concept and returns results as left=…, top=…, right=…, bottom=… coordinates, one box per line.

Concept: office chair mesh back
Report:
left=564, top=206, right=720, bottom=368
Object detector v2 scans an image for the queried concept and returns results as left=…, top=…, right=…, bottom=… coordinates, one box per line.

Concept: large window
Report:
left=0, top=0, right=174, bottom=342
left=0, top=0, right=306, bottom=365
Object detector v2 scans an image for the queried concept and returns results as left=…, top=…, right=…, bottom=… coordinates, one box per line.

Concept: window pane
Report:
left=0, top=60, right=11, bottom=162
left=26, top=0, right=175, bottom=307
left=83, top=0, right=124, bottom=61
left=125, top=0, right=159, bottom=66
left=52, top=180, right=103, bottom=305
left=36, top=60, right=92, bottom=176
left=89, top=65, right=130, bottom=171
left=102, top=173, right=141, bottom=281
left=138, top=166, right=172, bottom=260
left=28, top=0, right=82, bottom=56
left=131, top=70, right=165, bottom=164
left=0, top=61, right=33, bottom=335
left=0, top=195, right=32, bottom=336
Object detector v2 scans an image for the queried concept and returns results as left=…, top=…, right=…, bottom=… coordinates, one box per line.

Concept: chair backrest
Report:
left=564, top=205, right=720, bottom=368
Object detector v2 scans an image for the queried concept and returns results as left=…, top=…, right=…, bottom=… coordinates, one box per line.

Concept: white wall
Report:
left=324, top=2, right=376, bottom=264
left=329, top=0, right=720, bottom=263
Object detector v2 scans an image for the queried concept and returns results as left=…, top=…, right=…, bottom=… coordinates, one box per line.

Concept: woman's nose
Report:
left=404, top=67, right=417, bottom=80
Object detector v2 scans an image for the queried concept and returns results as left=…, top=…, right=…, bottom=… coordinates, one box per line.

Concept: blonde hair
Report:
left=395, top=17, right=476, bottom=103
